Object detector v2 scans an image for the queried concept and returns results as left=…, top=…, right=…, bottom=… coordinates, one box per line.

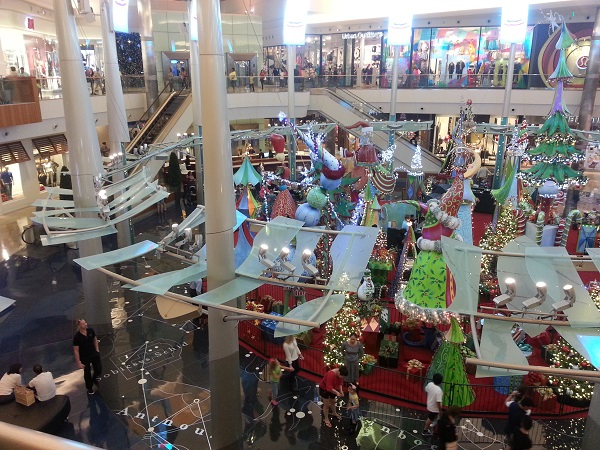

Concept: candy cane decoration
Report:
left=554, top=218, right=566, bottom=246
left=560, top=209, right=581, bottom=247
left=535, top=212, right=545, bottom=246
left=516, top=209, right=526, bottom=236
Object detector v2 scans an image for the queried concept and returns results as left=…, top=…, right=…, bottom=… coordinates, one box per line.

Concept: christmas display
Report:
left=425, top=317, right=475, bottom=407
left=519, top=22, right=586, bottom=189
left=548, top=337, right=594, bottom=404
left=479, top=206, right=520, bottom=296
left=323, top=296, right=363, bottom=369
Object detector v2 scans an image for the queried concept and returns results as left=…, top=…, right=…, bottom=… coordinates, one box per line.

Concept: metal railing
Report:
left=238, top=321, right=589, bottom=418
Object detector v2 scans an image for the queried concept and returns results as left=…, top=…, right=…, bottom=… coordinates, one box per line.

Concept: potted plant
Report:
left=360, top=354, right=377, bottom=375
left=402, top=317, right=423, bottom=345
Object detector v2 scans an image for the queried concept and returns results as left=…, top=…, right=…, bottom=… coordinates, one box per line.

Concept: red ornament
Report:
left=466, top=99, right=472, bottom=105
left=350, top=322, right=356, bottom=327
left=352, top=309, right=358, bottom=314
left=562, top=346, right=570, bottom=353
left=340, top=330, right=345, bottom=335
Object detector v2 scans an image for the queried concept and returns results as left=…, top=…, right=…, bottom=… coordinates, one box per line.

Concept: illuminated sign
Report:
left=342, top=32, right=384, bottom=40
left=113, top=0, right=129, bottom=33
left=283, top=0, right=308, bottom=45
left=500, top=1, right=528, bottom=44
left=190, top=0, right=198, bottom=41
left=388, top=10, right=412, bottom=46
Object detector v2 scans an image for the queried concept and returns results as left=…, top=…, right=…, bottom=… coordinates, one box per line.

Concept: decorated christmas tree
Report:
left=323, top=296, right=362, bottom=368
left=426, top=317, right=476, bottom=407
left=520, top=22, right=586, bottom=188
left=547, top=337, right=594, bottom=403
left=479, top=206, right=519, bottom=296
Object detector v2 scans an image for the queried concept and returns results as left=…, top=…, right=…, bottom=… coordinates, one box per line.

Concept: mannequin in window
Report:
left=448, top=61, right=455, bottom=80
left=456, top=60, right=465, bottom=77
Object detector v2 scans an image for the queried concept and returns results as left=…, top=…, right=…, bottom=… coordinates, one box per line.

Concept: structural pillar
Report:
left=578, top=7, right=600, bottom=132
left=287, top=45, right=297, bottom=181
left=53, top=0, right=110, bottom=326
left=492, top=42, right=516, bottom=190
left=389, top=44, right=400, bottom=148
left=198, top=0, right=242, bottom=448
left=137, top=0, right=159, bottom=113
left=101, top=0, right=132, bottom=249
left=357, top=36, right=365, bottom=88
left=583, top=383, right=600, bottom=450
left=190, top=0, right=205, bottom=218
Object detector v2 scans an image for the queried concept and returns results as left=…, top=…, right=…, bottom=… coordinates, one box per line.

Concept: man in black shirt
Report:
left=73, top=319, right=102, bottom=394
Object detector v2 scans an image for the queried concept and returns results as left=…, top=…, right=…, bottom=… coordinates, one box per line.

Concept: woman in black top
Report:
left=437, top=406, right=461, bottom=449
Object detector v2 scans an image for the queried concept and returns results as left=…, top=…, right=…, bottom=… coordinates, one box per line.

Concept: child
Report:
left=267, top=358, right=291, bottom=406
left=346, top=384, right=361, bottom=432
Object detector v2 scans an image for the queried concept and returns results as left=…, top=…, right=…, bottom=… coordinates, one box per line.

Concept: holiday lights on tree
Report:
left=323, top=296, right=363, bottom=368
left=479, top=206, right=519, bottom=296
left=519, top=22, right=586, bottom=189
left=547, top=337, right=594, bottom=403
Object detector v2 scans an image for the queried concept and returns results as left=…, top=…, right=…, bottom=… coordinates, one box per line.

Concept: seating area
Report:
left=0, top=395, right=71, bottom=433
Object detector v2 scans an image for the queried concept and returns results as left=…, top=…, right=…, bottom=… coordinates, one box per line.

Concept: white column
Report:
left=101, top=0, right=132, bottom=248
left=287, top=44, right=297, bottom=180
left=190, top=0, right=205, bottom=223
left=137, top=0, right=159, bottom=112
left=389, top=45, right=400, bottom=148
left=357, top=36, right=365, bottom=87
left=198, top=0, right=242, bottom=447
left=53, top=0, right=109, bottom=325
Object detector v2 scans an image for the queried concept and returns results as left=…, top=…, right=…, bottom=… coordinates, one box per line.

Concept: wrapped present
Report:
left=260, top=312, right=284, bottom=344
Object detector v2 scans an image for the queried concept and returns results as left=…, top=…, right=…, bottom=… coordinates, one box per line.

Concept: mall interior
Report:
left=0, top=0, right=600, bottom=449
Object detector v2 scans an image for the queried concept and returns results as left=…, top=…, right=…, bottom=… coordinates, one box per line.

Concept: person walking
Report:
left=228, top=68, right=237, bottom=91
left=283, top=335, right=303, bottom=391
left=437, top=405, right=461, bottom=449
left=259, top=68, right=266, bottom=90
left=28, top=364, right=56, bottom=402
left=318, top=365, right=348, bottom=428
left=249, top=73, right=255, bottom=92
left=73, top=319, right=102, bottom=395
left=510, top=416, right=533, bottom=450
left=422, top=373, right=443, bottom=435
left=0, top=363, right=22, bottom=404
left=341, top=332, right=364, bottom=386
left=1, top=167, right=14, bottom=200
left=504, top=391, right=534, bottom=447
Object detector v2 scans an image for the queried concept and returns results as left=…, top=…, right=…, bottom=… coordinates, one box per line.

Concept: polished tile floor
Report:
left=0, top=208, right=586, bottom=449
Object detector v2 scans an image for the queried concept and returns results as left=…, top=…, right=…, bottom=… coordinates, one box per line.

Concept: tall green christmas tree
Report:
left=520, top=23, right=586, bottom=188
left=426, top=317, right=475, bottom=407
left=323, top=296, right=362, bottom=368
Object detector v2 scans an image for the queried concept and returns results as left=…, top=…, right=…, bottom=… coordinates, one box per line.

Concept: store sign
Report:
left=25, top=17, right=34, bottom=30
left=500, top=1, right=528, bottom=43
left=113, top=0, right=129, bottom=33
left=283, top=0, right=308, bottom=45
left=342, top=32, right=384, bottom=40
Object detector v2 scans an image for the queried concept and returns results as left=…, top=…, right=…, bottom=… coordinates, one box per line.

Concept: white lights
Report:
left=301, top=249, right=319, bottom=277
left=523, top=281, right=547, bottom=310
left=493, top=277, right=516, bottom=307
left=552, top=284, right=576, bottom=312
left=258, top=244, right=275, bottom=269
left=98, top=189, right=108, bottom=200
left=278, top=247, right=296, bottom=273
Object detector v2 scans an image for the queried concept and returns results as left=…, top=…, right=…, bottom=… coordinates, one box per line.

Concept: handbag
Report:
left=14, top=385, right=36, bottom=406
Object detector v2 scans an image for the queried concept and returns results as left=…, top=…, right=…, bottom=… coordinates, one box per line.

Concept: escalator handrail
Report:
left=126, top=89, right=187, bottom=153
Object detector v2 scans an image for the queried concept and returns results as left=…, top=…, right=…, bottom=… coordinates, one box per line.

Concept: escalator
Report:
left=126, top=88, right=191, bottom=153
left=310, top=89, right=441, bottom=173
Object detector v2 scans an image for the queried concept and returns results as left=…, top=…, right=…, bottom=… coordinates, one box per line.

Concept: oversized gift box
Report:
left=260, top=312, right=284, bottom=344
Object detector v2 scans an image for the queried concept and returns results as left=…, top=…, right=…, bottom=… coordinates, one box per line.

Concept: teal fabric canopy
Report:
left=233, top=156, right=262, bottom=186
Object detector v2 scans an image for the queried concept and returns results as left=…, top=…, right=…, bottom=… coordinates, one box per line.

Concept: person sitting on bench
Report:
left=0, top=363, right=23, bottom=404
left=28, top=364, right=56, bottom=402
